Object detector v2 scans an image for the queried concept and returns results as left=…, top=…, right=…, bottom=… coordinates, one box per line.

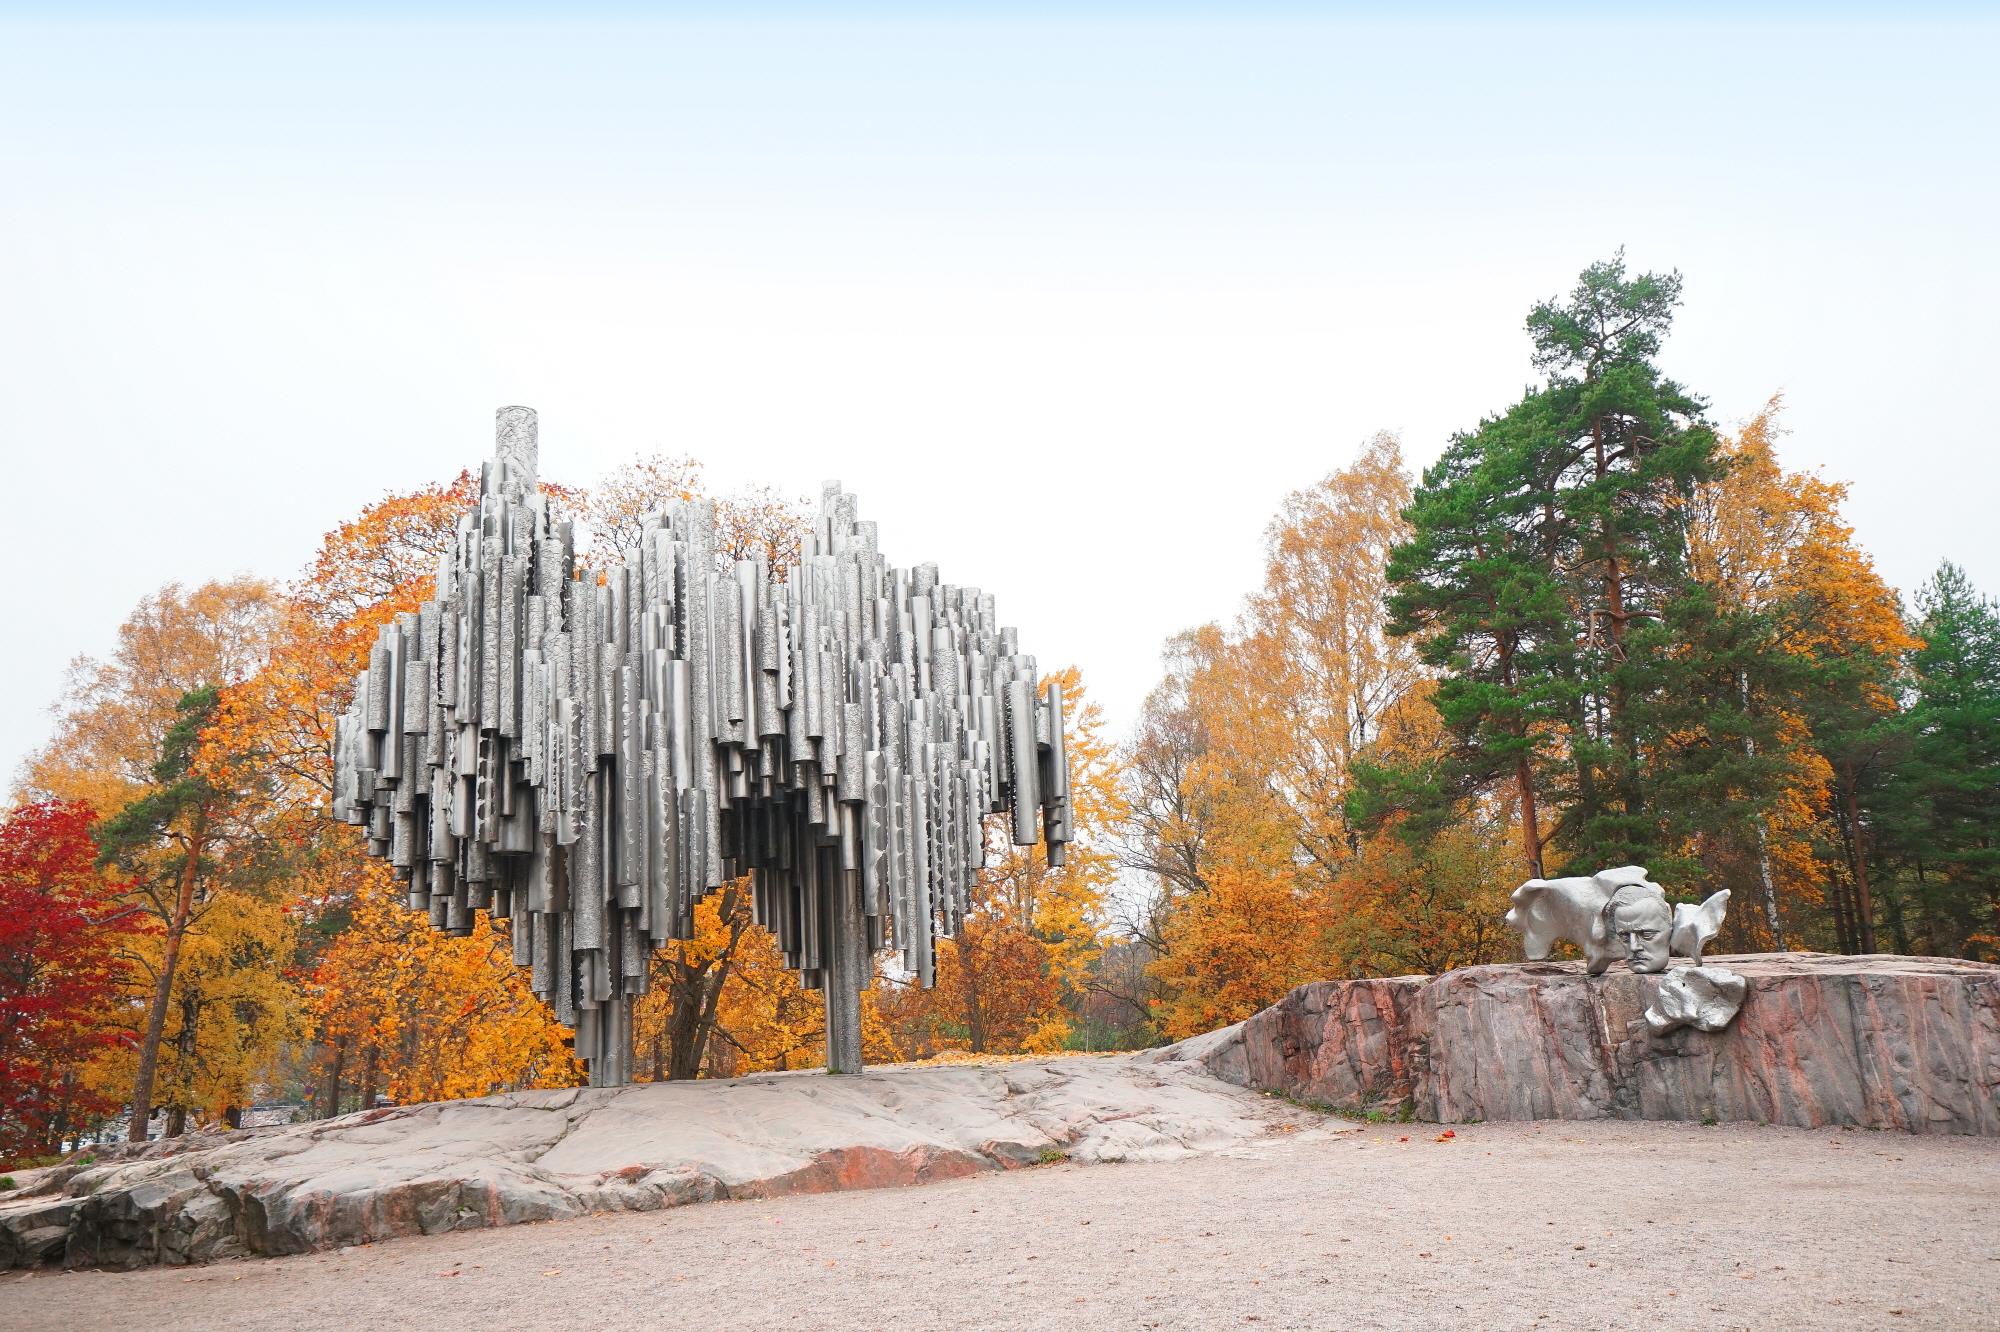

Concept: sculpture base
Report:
left=1144, top=952, right=2000, bottom=1136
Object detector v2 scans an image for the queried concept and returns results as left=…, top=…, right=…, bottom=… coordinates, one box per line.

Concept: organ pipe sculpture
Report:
left=331, top=407, right=1072, bottom=1084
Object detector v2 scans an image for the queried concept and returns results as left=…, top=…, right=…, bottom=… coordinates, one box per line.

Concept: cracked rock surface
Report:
left=1145, top=953, right=2000, bottom=1135
left=0, top=1054, right=1314, bottom=1271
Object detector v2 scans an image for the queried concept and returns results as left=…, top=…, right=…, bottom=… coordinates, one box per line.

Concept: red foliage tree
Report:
left=0, top=800, right=140, bottom=1158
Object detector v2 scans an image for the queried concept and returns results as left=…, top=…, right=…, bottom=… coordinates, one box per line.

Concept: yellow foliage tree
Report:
left=1128, top=437, right=1514, bottom=1036
left=87, top=887, right=304, bottom=1133
left=18, top=578, right=277, bottom=816
left=308, top=851, right=581, bottom=1107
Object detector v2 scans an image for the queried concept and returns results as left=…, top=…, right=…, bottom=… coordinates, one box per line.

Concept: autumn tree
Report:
left=579, top=452, right=808, bottom=571
left=307, top=861, right=580, bottom=1107
left=1124, top=439, right=1519, bottom=1036
left=630, top=884, right=793, bottom=1081
left=19, top=578, right=277, bottom=815
left=0, top=801, right=140, bottom=1157
left=1237, top=435, right=1424, bottom=869
left=95, top=687, right=288, bottom=1139
left=1678, top=399, right=1916, bottom=951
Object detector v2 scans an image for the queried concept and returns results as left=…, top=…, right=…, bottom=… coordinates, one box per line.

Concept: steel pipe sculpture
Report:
left=332, top=407, right=1072, bottom=1083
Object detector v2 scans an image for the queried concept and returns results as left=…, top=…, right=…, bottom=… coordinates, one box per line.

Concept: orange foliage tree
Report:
left=210, top=471, right=586, bottom=1113
left=880, top=667, right=1121, bottom=1056
left=1127, top=437, right=1518, bottom=1038
left=307, top=857, right=580, bottom=1106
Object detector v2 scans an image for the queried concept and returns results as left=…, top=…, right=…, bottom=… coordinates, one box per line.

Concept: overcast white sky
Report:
left=3, top=8, right=1996, bottom=787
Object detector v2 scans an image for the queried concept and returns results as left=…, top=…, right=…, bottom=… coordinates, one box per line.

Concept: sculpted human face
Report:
left=1611, top=896, right=1674, bottom=973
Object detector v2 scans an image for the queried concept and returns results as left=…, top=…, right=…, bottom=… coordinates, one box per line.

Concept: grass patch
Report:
left=1036, top=1145, right=1069, bottom=1165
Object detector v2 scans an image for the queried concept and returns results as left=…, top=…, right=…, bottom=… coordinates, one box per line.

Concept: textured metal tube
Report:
left=331, top=407, right=1073, bottom=1085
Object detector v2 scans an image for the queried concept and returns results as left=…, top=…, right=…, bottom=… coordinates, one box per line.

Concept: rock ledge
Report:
left=0, top=1054, right=1310, bottom=1271
left=1145, top=952, right=2000, bottom=1137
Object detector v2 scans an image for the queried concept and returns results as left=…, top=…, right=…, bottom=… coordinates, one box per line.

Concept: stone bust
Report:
left=1605, top=883, right=1675, bottom=973
left=1505, top=865, right=1730, bottom=975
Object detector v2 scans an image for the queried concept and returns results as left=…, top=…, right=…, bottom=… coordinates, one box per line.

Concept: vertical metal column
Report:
left=823, top=847, right=865, bottom=1074
left=331, top=409, right=1076, bottom=1087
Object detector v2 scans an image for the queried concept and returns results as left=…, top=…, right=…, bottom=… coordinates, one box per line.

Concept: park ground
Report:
left=2, top=1118, right=1995, bottom=1331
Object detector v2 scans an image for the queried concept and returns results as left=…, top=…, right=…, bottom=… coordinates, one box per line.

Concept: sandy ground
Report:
left=4, top=1118, right=1996, bottom=1332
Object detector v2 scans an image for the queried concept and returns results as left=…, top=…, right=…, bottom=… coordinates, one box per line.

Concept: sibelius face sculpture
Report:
left=331, top=407, right=1072, bottom=1084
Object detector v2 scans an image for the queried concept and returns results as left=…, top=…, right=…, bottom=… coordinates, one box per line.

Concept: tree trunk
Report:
left=1740, top=672, right=1787, bottom=949
left=1515, top=760, right=1544, bottom=879
left=666, top=959, right=723, bottom=1081
left=360, top=1046, right=378, bottom=1111
left=1883, top=880, right=1912, bottom=954
left=162, top=997, right=199, bottom=1137
left=322, top=1038, right=346, bottom=1120
left=1826, top=868, right=1854, bottom=954
left=1838, top=773, right=1879, bottom=953
left=1592, top=417, right=1642, bottom=827
left=1492, top=634, right=1543, bottom=880
left=128, top=833, right=203, bottom=1143
left=1913, top=860, right=1941, bottom=955
left=667, top=893, right=747, bottom=1080
left=963, top=935, right=988, bottom=1054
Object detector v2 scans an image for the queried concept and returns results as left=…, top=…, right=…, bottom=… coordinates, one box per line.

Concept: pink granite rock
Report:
left=1146, top=953, right=2000, bottom=1135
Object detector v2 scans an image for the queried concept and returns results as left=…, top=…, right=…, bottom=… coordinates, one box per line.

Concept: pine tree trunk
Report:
left=1495, top=636, right=1543, bottom=879
left=1839, top=776, right=1878, bottom=953
left=127, top=834, right=203, bottom=1143
left=1883, top=882, right=1912, bottom=954
left=1827, top=870, right=1855, bottom=954
left=1592, top=417, right=1644, bottom=827
left=1515, top=760, right=1544, bottom=879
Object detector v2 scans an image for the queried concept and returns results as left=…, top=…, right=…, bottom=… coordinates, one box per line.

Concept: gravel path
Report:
left=6, top=1119, right=1996, bottom=1331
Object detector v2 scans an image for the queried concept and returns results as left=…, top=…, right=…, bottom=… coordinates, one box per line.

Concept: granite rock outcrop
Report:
left=0, top=1055, right=1315, bottom=1271
left=1145, top=953, right=2000, bottom=1136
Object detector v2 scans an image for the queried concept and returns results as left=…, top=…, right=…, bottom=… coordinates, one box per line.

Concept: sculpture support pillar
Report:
left=825, top=853, right=866, bottom=1075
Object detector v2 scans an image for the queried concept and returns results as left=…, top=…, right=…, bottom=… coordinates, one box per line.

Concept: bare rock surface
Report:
left=6, top=1120, right=1997, bottom=1332
left=0, top=1054, right=1313, bottom=1271
left=1147, top=952, right=2000, bottom=1135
